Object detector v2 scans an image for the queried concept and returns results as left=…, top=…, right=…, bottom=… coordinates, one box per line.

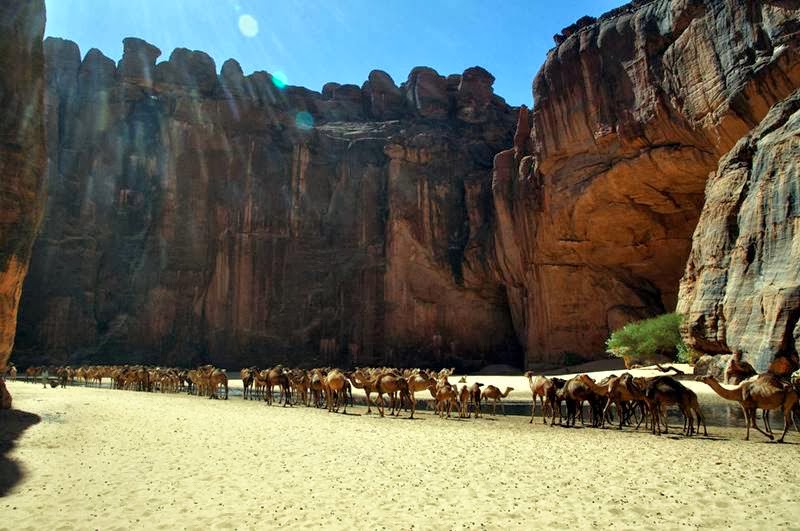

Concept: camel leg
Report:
left=745, top=407, right=773, bottom=440
left=697, top=407, right=708, bottom=437
left=762, top=410, right=773, bottom=436
left=530, top=396, right=536, bottom=424
left=601, top=399, right=612, bottom=429
left=501, top=400, right=506, bottom=416
left=777, top=406, right=792, bottom=443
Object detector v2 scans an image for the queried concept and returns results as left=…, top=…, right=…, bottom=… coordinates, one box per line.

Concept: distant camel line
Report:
left=8, top=363, right=800, bottom=442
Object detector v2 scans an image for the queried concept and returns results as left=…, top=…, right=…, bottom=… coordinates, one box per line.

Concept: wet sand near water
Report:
left=2, top=380, right=799, bottom=530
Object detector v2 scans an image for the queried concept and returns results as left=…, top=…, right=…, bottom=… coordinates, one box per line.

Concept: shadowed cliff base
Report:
left=0, top=406, right=41, bottom=496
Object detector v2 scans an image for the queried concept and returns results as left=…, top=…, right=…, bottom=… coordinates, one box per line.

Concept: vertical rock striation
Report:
left=0, top=0, right=47, bottom=406
left=492, top=0, right=800, bottom=365
left=678, top=89, right=800, bottom=372
left=14, top=41, right=519, bottom=369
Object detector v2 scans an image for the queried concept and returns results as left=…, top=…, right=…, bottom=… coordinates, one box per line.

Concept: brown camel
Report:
left=0, top=379, right=11, bottom=409
left=289, top=369, right=310, bottom=406
left=240, top=367, right=256, bottom=400
left=698, top=374, right=796, bottom=442
left=481, top=385, right=514, bottom=416
left=645, top=376, right=706, bottom=436
left=725, top=351, right=756, bottom=384
left=601, top=373, right=649, bottom=430
left=525, top=372, right=557, bottom=425
left=264, top=367, right=291, bottom=406
left=200, top=366, right=228, bottom=400
left=556, top=377, right=602, bottom=427
left=469, top=383, right=483, bottom=418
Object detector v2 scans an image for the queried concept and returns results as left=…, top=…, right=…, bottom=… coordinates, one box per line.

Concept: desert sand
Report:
left=1, top=376, right=799, bottom=530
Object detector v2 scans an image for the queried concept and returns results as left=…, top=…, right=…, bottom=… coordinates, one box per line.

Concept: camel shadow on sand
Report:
left=0, top=408, right=41, bottom=497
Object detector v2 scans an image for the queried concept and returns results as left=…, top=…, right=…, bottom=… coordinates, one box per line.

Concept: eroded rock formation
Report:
left=0, top=1, right=47, bottom=405
left=679, top=89, right=800, bottom=372
left=493, top=0, right=800, bottom=365
left=13, top=37, right=519, bottom=369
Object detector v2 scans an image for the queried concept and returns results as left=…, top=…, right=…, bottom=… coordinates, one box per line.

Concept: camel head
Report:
left=524, top=371, right=533, bottom=380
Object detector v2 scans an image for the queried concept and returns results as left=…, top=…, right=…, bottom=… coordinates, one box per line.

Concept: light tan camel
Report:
left=347, top=370, right=375, bottom=413
left=459, top=385, right=470, bottom=418
left=525, top=372, right=557, bottom=425
left=406, top=371, right=436, bottom=418
left=481, top=385, right=513, bottom=416
left=324, top=369, right=347, bottom=413
left=371, top=372, right=411, bottom=418
left=698, top=374, right=797, bottom=442
left=429, top=381, right=458, bottom=418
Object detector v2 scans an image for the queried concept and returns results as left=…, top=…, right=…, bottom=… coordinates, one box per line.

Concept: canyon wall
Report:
left=493, top=0, right=800, bottom=365
left=678, top=89, right=800, bottom=372
left=13, top=39, right=519, bottom=369
left=12, top=0, right=800, bottom=370
left=0, top=0, right=46, bottom=404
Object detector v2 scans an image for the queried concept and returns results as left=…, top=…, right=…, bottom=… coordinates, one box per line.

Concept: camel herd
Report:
left=16, top=365, right=229, bottom=398
left=7, top=362, right=800, bottom=442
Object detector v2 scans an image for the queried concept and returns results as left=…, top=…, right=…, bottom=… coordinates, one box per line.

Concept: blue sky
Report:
left=44, top=0, right=621, bottom=107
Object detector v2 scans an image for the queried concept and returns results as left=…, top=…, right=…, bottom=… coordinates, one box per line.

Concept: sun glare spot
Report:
left=238, top=14, right=259, bottom=38
left=271, top=71, right=288, bottom=90
left=295, top=111, right=314, bottom=130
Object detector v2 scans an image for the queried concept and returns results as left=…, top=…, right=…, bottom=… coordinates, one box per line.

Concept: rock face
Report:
left=0, top=0, right=47, bottom=405
left=492, top=0, right=800, bottom=365
left=678, top=89, right=800, bottom=372
left=13, top=40, right=518, bottom=369
left=12, top=0, right=800, bottom=370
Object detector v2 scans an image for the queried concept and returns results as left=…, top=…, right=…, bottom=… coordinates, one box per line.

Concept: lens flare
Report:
left=295, top=111, right=314, bottom=130
left=271, top=70, right=288, bottom=89
left=238, top=14, right=259, bottom=37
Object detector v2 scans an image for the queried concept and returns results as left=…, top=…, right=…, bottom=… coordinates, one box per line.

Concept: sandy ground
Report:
left=1, top=379, right=799, bottom=531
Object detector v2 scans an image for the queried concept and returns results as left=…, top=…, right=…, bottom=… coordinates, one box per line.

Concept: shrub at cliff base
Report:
left=606, top=313, right=691, bottom=367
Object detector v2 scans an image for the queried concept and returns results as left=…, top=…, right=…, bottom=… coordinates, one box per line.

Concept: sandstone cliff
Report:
left=493, top=0, right=800, bottom=365
left=12, top=0, right=800, bottom=370
left=678, top=89, right=800, bottom=372
left=0, top=0, right=47, bottom=404
left=14, top=39, right=519, bottom=369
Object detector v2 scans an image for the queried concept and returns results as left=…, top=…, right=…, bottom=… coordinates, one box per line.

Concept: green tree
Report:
left=606, top=313, right=687, bottom=365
